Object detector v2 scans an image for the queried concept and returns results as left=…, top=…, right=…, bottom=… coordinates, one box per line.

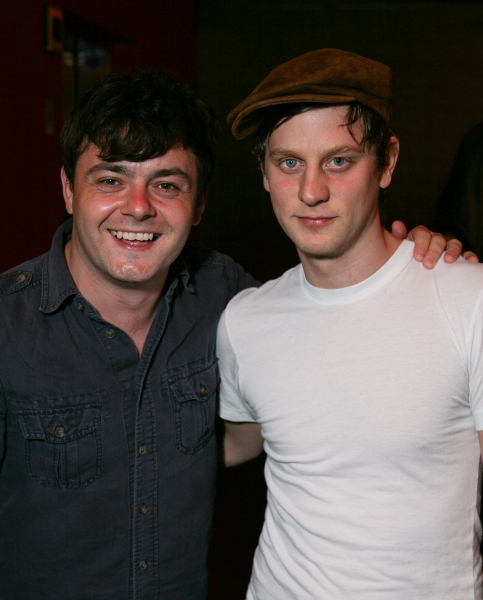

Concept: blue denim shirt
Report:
left=0, top=220, right=256, bottom=600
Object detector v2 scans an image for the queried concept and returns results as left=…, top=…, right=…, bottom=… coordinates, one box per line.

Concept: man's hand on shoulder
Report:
left=391, top=220, right=480, bottom=269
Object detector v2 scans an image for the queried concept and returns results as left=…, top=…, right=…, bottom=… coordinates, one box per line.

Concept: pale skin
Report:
left=61, top=143, right=205, bottom=356
left=224, top=105, right=483, bottom=466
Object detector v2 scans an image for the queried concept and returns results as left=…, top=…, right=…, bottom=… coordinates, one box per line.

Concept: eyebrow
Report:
left=268, top=144, right=364, bottom=161
left=86, top=163, right=193, bottom=187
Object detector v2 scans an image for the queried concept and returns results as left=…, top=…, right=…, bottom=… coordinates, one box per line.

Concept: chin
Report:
left=298, top=241, right=345, bottom=260
left=107, top=264, right=159, bottom=285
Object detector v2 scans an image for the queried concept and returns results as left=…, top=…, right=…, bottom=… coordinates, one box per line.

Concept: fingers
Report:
left=419, top=232, right=448, bottom=269
left=406, top=225, right=442, bottom=268
left=392, top=222, right=478, bottom=267
left=442, top=238, right=463, bottom=263
left=462, top=251, right=480, bottom=263
left=390, top=220, right=408, bottom=240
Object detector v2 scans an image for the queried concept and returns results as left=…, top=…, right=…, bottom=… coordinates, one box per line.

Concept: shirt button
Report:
left=138, top=444, right=147, bottom=455
left=199, top=385, right=207, bottom=396
left=139, top=560, right=147, bottom=571
left=105, top=328, right=116, bottom=338
left=139, top=503, right=148, bottom=514
left=16, top=273, right=27, bottom=283
left=76, top=301, right=85, bottom=312
left=54, top=426, right=66, bottom=438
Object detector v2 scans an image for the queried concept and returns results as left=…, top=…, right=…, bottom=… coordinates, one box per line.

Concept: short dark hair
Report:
left=61, top=69, right=219, bottom=199
left=252, top=101, right=394, bottom=176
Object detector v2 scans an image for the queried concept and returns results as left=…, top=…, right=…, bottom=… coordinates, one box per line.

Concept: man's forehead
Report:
left=267, top=105, right=364, bottom=150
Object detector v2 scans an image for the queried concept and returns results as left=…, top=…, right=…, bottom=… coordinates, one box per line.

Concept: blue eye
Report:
left=283, top=159, right=299, bottom=169
left=331, top=157, right=347, bottom=167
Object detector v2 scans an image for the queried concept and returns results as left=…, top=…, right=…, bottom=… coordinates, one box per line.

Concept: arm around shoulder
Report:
left=223, top=420, right=264, bottom=467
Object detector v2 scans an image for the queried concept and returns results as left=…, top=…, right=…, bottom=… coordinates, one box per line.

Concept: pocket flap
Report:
left=18, top=405, right=101, bottom=443
left=169, top=364, right=218, bottom=403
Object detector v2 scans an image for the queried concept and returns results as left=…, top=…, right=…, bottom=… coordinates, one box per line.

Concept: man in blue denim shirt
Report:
left=0, top=69, right=257, bottom=600
left=0, top=68, right=464, bottom=600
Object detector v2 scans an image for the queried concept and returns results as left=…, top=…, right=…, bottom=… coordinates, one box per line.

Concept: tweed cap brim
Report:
left=227, top=48, right=393, bottom=139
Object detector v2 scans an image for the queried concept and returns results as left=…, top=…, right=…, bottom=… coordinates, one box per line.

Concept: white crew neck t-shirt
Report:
left=217, top=240, right=483, bottom=599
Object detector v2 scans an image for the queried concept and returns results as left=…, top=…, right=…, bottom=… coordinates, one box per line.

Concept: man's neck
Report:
left=300, top=226, right=402, bottom=290
left=64, top=241, right=167, bottom=357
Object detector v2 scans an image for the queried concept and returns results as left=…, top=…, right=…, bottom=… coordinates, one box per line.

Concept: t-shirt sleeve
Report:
left=468, top=291, right=483, bottom=430
left=216, top=309, right=258, bottom=423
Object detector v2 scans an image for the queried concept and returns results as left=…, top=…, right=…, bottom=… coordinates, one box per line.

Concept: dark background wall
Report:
left=196, top=0, right=483, bottom=281
left=0, top=0, right=196, bottom=272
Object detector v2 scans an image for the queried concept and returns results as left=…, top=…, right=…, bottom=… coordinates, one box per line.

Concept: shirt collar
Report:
left=169, top=252, right=195, bottom=294
left=40, top=219, right=78, bottom=314
left=40, top=219, right=195, bottom=314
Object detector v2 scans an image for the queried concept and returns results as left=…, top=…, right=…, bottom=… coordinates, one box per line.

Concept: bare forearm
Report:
left=223, top=420, right=264, bottom=467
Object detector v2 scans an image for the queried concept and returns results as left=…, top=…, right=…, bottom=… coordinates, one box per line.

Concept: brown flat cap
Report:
left=227, top=48, right=393, bottom=139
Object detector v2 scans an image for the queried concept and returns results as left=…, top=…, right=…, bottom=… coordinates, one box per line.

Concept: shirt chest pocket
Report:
left=168, top=361, right=218, bottom=454
left=17, top=404, right=102, bottom=489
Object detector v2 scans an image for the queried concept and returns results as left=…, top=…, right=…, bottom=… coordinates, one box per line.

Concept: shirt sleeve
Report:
left=216, top=309, right=258, bottom=423
left=225, top=255, right=260, bottom=298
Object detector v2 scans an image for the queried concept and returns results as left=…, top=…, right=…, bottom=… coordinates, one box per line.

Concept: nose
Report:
left=120, top=184, right=156, bottom=220
left=298, top=166, right=329, bottom=206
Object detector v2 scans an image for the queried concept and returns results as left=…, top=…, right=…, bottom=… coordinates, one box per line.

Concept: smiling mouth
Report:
left=109, top=229, right=159, bottom=241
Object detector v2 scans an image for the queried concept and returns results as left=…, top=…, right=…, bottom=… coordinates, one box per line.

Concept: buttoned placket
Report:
left=131, top=279, right=181, bottom=600
left=75, top=277, right=181, bottom=600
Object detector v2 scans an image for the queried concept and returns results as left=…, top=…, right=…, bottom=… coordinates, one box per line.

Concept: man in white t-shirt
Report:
left=216, top=49, right=483, bottom=599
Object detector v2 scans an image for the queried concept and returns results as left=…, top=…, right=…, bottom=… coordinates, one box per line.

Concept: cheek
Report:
left=162, top=202, right=198, bottom=231
left=339, top=171, right=379, bottom=202
left=270, top=190, right=287, bottom=218
left=73, top=195, right=120, bottom=221
left=263, top=164, right=295, bottom=196
left=268, top=175, right=298, bottom=207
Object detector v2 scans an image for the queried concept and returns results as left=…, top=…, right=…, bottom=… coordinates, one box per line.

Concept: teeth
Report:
left=110, top=230, right=155, bottom=241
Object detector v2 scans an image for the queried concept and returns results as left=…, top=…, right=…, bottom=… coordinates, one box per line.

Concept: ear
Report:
left=261, top=161, right=271, bottom=193
left=193, top=188, right=208, bottom=226
left=61, top=166, right=74, bottom=214
left=379, top=136, right=400, bottom=190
